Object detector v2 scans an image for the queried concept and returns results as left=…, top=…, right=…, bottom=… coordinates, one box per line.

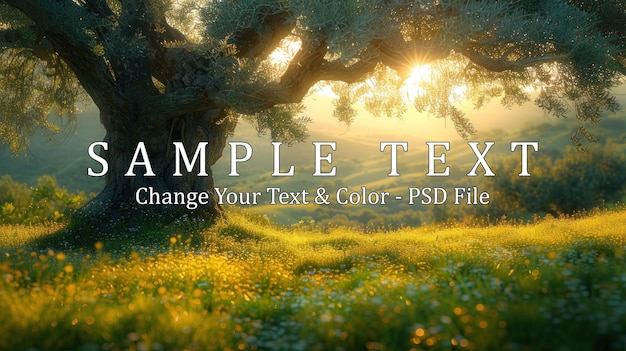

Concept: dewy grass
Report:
left=1, top=209, right=625, bottom=350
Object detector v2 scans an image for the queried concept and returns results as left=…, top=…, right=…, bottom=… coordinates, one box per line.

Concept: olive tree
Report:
left=0, top=0, right=624, bottom=231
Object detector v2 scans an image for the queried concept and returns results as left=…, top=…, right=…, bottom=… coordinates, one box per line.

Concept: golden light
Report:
left=401, top=64, right=433, bottom=101
left=407, top=65, right=434, bottom=86
left=268, top=36, right=302, bottom=66
left=401, top=64, right=468, bottom=105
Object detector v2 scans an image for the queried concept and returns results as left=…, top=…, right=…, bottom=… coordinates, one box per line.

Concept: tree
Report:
left=0, top=0, right=624, bottom=233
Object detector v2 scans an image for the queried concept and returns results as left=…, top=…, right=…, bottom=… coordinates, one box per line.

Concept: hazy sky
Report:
left=305, top=82, right=624, bottom=139
left=298, top=94, right=541, bottom=142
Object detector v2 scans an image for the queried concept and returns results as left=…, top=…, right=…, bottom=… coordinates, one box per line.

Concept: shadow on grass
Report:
left=25, top=214, right=215, bottom=253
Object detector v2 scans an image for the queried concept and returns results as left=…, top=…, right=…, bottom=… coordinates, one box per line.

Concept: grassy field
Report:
left=1, top=209, right=626, bottom=350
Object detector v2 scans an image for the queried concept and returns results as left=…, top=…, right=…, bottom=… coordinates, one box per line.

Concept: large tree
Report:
left=0, top=0, right=624, bottom=232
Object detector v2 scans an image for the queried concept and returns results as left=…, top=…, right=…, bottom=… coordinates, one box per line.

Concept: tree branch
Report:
left=2, top=0, right=121, bottom=115
left=143, top=86, right=217, bottom=127
left=461, top=44, right=568, bottom=72
left=239, top=44, right=380, bottom=110
left=274, top=38, right=328, bottom=102
left=318, top=58, right=379, bottom=84
left=228, top=8, right=295, bottom=60
left=373, top=34, right=451, bottom=78
left=146, top=22, right=187, bottom=85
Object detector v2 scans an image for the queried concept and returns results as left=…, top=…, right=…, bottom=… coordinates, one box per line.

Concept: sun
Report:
left=401, top=64, right=434, bottom=102
left=402, top=64, right=467, bottom=104
left=407, top=65, right=434, bottom=86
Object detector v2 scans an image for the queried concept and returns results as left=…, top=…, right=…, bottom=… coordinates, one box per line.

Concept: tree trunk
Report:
left=71, top=107, right=234, bottom=237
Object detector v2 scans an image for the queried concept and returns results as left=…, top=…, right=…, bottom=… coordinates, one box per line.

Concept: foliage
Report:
left=482, top=145, right=626, bottom=219
left=205, top=0, right=626, bottom=137
left=410, top=141, right=626, bottom=226
left=0, top=0, right=624, bottom=154
left=242, top=103, right=312, bottom=145
left=1, top=210, right=626, bottom=350
left=0, top=175, right=90, bottom=225
left=0, top=2, right=85, bottom=156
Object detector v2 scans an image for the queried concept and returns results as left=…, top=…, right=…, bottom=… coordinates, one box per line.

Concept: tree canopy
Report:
left=0, top=0, right=624, bottom=153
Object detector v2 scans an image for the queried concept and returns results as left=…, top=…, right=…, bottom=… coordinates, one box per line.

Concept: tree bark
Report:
left=72, top=107, right=234, bottom=236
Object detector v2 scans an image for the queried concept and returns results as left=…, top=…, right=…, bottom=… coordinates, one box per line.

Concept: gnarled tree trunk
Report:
left=73, top=107, right=234, bottom=235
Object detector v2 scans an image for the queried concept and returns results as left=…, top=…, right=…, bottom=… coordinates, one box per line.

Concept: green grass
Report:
left=1, top=210, right=626, bottom=350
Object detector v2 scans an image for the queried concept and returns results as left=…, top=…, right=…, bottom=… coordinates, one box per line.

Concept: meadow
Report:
left=1, top=209, right=625, bottom=350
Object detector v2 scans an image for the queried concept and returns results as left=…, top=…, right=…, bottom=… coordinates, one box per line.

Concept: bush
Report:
left=482, top=144, right=626, bottom=219
left=0, top=175, right=90, bottom=224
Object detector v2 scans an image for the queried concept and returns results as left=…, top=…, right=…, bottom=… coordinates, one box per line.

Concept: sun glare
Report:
left=402, top=65, right=434, bottom=99
left=408, top=65, right=434, bottom=85
left=401, top=64, right=468, bottom=105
